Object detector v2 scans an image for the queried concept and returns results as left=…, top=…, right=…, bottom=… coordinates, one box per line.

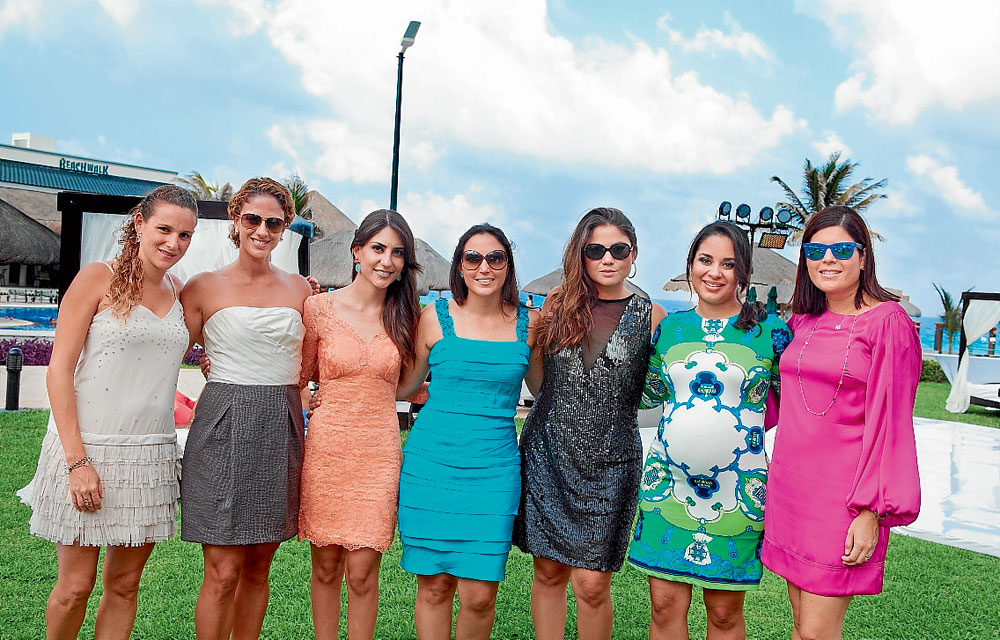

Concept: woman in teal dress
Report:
left=627, top=222, right=791, bottom=639
left=396, top=223, right=538, bottom=640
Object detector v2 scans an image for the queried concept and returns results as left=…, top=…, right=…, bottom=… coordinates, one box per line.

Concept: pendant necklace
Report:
left=796, top=313, right=860, bottom=416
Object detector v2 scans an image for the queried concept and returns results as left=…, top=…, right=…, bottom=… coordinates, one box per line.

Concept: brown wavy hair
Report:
left=351, top=210, right=423, bottom=369
left=792, top=205, right=898, bottom=315
left=536, top=207, right=637, bottom=353
left=227, top=177, right=295, bottom=247
left=109, top=185, right=198, bottom=320
left=449, top=223, right=520, bottom=314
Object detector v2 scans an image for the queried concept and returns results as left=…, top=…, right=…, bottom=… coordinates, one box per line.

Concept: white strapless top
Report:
left=202, top=306, right=304, bottom=385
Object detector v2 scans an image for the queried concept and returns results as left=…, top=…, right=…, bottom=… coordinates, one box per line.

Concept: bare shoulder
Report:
left=651, top=302, right=668, bottom=326
left=180, top=271, right=215, bottom=301
left=68, top=262, right=113, bottom=301
left=527, top=306, right=542, bottom=328
left=286, top=272, right=313, bottom=296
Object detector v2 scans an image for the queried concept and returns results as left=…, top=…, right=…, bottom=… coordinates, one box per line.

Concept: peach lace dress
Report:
left=298, top=293, right=402, bottom=551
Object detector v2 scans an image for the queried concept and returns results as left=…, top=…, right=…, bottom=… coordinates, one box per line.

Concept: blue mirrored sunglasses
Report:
left=802, top=241, right=863, bottom=261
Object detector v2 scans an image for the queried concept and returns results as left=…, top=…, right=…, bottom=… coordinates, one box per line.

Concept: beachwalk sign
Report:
left=59, top=158, right=110, bottom=175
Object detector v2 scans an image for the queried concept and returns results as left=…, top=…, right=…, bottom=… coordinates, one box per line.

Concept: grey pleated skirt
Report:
left=180, top=383, right=304, bottom=545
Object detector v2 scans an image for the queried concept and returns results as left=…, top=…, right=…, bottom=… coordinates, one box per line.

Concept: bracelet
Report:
left=66, top=456, right=93, bottom=474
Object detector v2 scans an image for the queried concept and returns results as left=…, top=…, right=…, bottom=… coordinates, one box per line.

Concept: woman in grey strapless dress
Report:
left=514, top=208, right=665, bottom=640
left=180, top=177, right=313, bottom=640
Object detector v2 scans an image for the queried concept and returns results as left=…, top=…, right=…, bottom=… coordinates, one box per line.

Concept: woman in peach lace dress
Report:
left=298, top=210, right=422, bottom=640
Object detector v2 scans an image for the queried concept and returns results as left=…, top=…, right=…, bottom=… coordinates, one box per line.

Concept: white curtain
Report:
left=945, top=299, right=1000, bottom=413
left=80, top=212, right=303, bottom=283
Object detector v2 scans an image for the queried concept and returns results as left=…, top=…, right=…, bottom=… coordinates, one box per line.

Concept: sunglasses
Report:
left=583, top=242, right=633, bottom=261
left=802, top=241, right=863, bottom=261
left=462, top=249, right=508, bottom=270
left=239, top=213, right=285, bottom=233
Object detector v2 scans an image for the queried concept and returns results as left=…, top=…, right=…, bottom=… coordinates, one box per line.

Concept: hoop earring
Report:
left=629, top=262, right=637, bottom=278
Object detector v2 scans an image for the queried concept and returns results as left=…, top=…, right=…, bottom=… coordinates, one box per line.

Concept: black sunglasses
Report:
left=462, top=249, right=508, bottom=270
left=240, top=213, right=285, bottom=233
left=583, top=242, right=633, bottom=261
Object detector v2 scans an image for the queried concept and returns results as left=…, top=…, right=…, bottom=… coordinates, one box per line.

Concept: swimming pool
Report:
left=0, top=305, right=57, bottom=332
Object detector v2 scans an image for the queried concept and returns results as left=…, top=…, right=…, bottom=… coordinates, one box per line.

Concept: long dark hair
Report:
left=792, top=205, right=897, bottom=315
left=685, top=221, right=766, bottom=331
left=351, top=210, right=422, bottom=369
left=537, top=207, right=637, bottom=353
left=110, top=185, right=197, bottom=320
left=449, top=223, right=520, bottom=313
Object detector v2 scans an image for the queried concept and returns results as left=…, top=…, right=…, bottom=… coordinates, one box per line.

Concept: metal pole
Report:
left=390, top=51, right=405, bottom=212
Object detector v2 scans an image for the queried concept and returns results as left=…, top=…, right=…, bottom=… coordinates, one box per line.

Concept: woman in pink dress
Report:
left=761, top=205, right=921, bottom=639
left=298, top=210, right=422, bottom=640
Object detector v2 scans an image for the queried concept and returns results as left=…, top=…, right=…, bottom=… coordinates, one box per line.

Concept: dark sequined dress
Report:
left=513, top=294, right=652, bottom=571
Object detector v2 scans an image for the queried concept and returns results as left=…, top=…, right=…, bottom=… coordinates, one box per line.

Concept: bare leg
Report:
left=94, top=543, right=155, bottom=640
left=310, top=544, right=346, bottom=640
left=570, top=568, right=614, bottom=640
left=231, top=542, right=280, bottom=640
left=46, top=543, right=100, bottom=640
left=791, top=586, right=852, bottom=640
left=344, top=548, right=382, bottom=640
left=195, top=545, right=245, bottom=640
left=455, top=578, right=499, bottom=640
left=648, top=577, right=692, bottom=640
left=530, top=557, right=571, bottom=639
left=414, top=573, right=458, bottom=640
left=787, top=584, right=802, bottom=640
left=703, top=588, right=746, bottom=640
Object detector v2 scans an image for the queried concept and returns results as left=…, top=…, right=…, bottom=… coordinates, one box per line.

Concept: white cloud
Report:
left=398, top=185, right=506, bottom=253
left=98, top=0, right=139, bottom=26
left=0, top=0, right=39, bottom=36
left=213, top=1, right=802, bottom=183
left=812, top=131, right=851, bottom=158
left=877, top=189, right=916, bottom=218
left=657, top=11, right=773, bottom=60
left=905, top=154, right=995, bottom=218
left=812, top=0, right=1000, bottom=125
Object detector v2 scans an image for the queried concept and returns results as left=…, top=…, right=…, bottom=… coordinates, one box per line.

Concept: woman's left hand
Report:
left=306, top=275, right=321, bottom=296
left=842, top=509, right=880, bottom=565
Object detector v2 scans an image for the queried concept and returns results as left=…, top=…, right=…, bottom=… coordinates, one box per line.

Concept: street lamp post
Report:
left=390, top=20, right=421, bottom=212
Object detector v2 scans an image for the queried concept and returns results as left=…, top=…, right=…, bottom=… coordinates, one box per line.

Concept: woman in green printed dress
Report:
left=628, top=222, right=791, bottom=640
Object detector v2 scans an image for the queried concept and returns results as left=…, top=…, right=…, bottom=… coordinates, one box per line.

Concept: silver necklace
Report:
left=796, top=314, right=859, bottom=416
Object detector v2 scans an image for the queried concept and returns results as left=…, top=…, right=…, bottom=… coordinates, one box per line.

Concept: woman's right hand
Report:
left=307, top=389, right=322, bottom=419
left=69, top=464, right=103, bottom=512
left=199, top=355, right=212, bottom=380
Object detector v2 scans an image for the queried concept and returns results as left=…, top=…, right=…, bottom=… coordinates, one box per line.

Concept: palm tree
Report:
left=174, top=171, right=234, bottom=201
left=283, top=173, right=311, bottom=220
left=933, top=283, right=962, bottom=354
left=771, top=152, right=887, bottom=241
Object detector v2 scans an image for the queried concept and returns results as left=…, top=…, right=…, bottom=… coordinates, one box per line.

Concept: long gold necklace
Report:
left=796, top=314, right=860, bottom=416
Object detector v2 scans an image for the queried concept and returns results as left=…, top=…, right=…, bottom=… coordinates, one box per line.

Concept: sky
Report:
left=2, top=0, right=998, bottom=315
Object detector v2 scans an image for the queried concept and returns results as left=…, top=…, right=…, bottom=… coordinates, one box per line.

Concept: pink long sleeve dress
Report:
left=761, top=301, right=921, bottom=596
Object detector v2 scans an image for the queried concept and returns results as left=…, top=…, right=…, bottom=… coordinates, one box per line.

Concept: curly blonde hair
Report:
left=227, top=177, right=295, bottom=247
left=109, top=185, right=198, bottom=320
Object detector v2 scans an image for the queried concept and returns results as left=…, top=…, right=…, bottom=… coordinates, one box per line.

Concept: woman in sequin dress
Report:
left=298, top=210, right=422, bottom=640
left=512, top=208, right=665, bottom=640
left=395, top=223, right=539, bottom=640
left=181, top=177, right=313, bottom=640
left=627, top=222, right=790, bottom=640
left=18, top=186, right=197, bottom=639
left=761, top=206, right=920, bottom=639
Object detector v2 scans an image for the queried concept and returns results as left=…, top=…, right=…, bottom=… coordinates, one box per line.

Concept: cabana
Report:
left=945, top=292, right=1000, bottom=412
left=0, top=198, right=61, bottom=286
left=309, top=229, right=451, bottom=295
left=55, top=192, right=312, bottom=300
left=524, top=268, right=650, bottom=299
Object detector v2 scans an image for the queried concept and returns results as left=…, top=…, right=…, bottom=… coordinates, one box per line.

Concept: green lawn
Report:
left=2, top=411, right=997, bottom=639
left=914, top=381, right=998, bottom=428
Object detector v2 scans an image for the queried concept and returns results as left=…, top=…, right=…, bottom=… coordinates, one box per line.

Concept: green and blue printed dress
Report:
left=627, top=309, right=790, bottom=590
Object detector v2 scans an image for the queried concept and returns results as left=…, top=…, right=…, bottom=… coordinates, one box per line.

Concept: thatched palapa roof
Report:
left=0, top=197, right=61, bottom=265
left=309, top=229, right=451, bottom=295
left=306, top=191, right=357, bottom=238
left=663, top=247, right=797, bottom=292
left=523, top=268, right=650, bottom=299
left=0, top=187, right=60, bottom=233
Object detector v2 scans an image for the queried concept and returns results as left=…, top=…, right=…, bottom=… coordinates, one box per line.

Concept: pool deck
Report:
left=4, top=366, right=997, bottom=558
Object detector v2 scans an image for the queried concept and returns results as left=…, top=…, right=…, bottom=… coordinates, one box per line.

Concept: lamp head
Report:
left=401, top=20, right=421, bottom=51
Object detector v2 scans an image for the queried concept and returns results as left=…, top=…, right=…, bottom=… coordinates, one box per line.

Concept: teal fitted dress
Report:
left=398, top=299, right=530, bottom=582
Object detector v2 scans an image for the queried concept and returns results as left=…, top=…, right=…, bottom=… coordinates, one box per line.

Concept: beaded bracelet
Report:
left=65, top=456, right=93, bottom=474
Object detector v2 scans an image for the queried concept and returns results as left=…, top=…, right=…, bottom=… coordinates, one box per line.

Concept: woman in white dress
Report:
left=180, top=177, right=312, bottom=640
left=18, top=185, right=198, bottom=639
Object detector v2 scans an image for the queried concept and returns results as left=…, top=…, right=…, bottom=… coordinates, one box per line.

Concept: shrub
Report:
left=921, top=359, right=949, bottom=383
left=0, top=338, right=54, bottom=366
